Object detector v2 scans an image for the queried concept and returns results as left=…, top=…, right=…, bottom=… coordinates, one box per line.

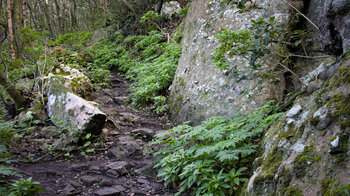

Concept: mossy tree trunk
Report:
left=6, top=0, right=16, bottom=60
left=13, top=0, right=24, bottom=60
left=0, top=70, right=26, bottom=110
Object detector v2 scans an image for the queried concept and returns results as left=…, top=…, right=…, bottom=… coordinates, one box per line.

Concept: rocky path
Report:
left=13, top=75, right=175, bottom=196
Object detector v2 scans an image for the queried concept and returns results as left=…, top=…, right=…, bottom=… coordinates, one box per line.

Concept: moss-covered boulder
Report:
left=52, top=64, right=93, bottom=99
left=47, top=76, right=106, bottom=136
left=36, top=64, right=93, bottom=99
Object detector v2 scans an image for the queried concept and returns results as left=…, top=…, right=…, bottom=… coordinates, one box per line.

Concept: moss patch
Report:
left=327, top=93, right=350, bottom=130
left=254, top=146, right=283, bottom=183
left=294, top=145, right=320, bottom=178
left=330, top=65, right=350, bottom=86
left=321, top=177, right=335, bottom=196
left=281, top=184, right=303, bottom=196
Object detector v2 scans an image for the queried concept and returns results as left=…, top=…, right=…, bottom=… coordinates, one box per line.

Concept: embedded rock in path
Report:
left=131, top=128, right=155, bottom=142
left=47, top=76, right=106, bottom=136
left=94, top=185, right=126, bottom=196
left=105, top=161, right=132, bottom=176
left=80, top=175, right=101, bottom=187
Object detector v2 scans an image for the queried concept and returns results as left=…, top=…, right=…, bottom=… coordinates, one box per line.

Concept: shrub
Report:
left=8, top=177, right=44, bottom=196
left=51, top=31, right=93, bottom=51
left=149, top=102, right=284, bottom=195
left=86, top=31, right=181, bottom=111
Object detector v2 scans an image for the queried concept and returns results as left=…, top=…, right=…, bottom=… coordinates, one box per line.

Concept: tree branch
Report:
left=281, top=0, right=319, bottom=31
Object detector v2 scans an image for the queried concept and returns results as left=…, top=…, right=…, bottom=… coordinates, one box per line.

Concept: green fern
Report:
left=150, top=102, right=284, bottom=195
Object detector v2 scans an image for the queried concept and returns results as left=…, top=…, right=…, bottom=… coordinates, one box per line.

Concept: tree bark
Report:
left=7, top=0, right=15, bottom=60
left=53, top=0, right=63, bottom=34
left=120, top=0, right=138, bottom=18
left=22, top=0, right=27, bottom=28
left=13, top=0, right=23, bottom=59
left=0, top=70, right=26, bottom=110
left=0, top=0, right=8, bottom=29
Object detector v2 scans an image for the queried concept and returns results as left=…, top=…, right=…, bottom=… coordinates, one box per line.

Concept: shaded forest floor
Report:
left=11, top=74, right=175, bottom=196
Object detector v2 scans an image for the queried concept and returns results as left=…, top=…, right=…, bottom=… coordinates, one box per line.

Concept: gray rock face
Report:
left=47, top=76, right=106, bottom=136
left=246, top=58, right=350, bottom=195
left=316, top=0, right=350, bottom=53
left=168, top=0, right=290, bottom=125
left=286, top=104, right=303, bottom=118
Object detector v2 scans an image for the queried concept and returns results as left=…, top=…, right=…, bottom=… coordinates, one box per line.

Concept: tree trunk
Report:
left=13, top=0, right=23, bottom=59
left=0, top=0, right=8, bottom=29
left=53, top=0, right=63, bottom=34
left=0, top=70, right=26, bottom=110
left=7, top=0, right=15, bottom=60
left=120, top=0, right=138, bottom=18
left=22, top=0, right=27, bottom=28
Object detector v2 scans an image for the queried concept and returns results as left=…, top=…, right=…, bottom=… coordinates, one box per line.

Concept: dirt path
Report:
left=12, top=75, right=175, bottom=196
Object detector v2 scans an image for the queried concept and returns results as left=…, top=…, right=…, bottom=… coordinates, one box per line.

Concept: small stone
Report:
left=291, top=141, right=305, bottom=153
left=136, top=179, right=149, bottom=184
left=307, top=81, right=322, bottom=93
left=106, top=169, right=120, bottom=179
left=90, top=165, right=102, bottom=174
left=113, top=96, right=128, bottom=105
left=104, top=89, right=115, bottom=96
left=63, top=184, right=76, bottom=194
left=131, top=128, right=155, bottom=142
left=286, top=104, right=302, bottom=118
left=106, top=146, right=130, bottom=159
left=69, top=163, right=90, bottom=172
left=80, top=175, right=100, bottom=187
left=106, top=161, right=131, bottom=176
left=68, top=180, right=83, bottom=188
left=287, top=118, right=295, bottom=125
left=316, top=117, right=332, bottom=130
left=150, top=182, right=164, bottom=192
left=96, top=96, right=113, bottom=104
left=99, top=179, right=114, bottom=187
left=329, top=135, right=346, bottom=154
left=313, top=106, right=328, bottom=120
left=330, top=136, right=339, bottom=148
left=313, top=106, right=332, bottom=130
left=130, top=188, right=148, bottom=196
left=94, top=185, right=126, bottom=196
left=134, top=163, right=153, bottom=176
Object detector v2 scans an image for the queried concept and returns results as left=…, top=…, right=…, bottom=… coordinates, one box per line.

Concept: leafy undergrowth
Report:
left=0, top=119, right=45, bottom=195
left=86, top=31, right=181, bottom=114
left=50, top=31, right=93, bottom=51
left=149, top=102, right=284, bottom=195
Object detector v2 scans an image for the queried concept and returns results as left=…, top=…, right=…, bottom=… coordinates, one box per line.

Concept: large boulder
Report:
left=47, top=76, right=106, bottom=136
left=168, top=0, right=291, bottom=125
left=37, top=64, right=93, bottom=99
left=51, top=64, right=93, bottom=99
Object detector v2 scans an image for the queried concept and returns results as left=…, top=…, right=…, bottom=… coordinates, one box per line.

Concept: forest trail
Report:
left=12, top=74, right=174, bottom=196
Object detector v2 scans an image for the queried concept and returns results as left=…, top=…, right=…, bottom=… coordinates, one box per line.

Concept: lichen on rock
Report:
left=47, top=75, right=106, bottom=139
